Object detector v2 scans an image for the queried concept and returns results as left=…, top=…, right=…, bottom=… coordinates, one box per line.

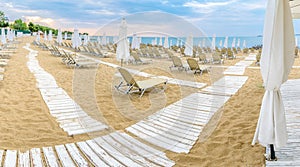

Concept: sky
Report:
left=1, top=0, right=299, bottom=37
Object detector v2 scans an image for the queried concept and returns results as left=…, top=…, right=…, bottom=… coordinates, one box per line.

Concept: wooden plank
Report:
left=93, top=137, right=142, bottom=167
left=42, top=147, right=60, bottom=167
left=55, top=145, right=76, bottom=167
left=30, top=148, right=43, bottom=167
left=111, top=132, right=175, bottom=167
left=76, top=141, right=109, bottom=167
left=65, top=143, right=88, bottom=167
left=4, top=150, right=17, bottom=167
left=101, top=135, right=153, bottom=166
left=86, top=140, right=124, bottom=167
left=18, top=151, right=30, bottom=167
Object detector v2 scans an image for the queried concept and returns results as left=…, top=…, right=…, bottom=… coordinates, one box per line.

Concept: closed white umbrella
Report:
left=64, top=32, right=67, bottom=40
left=159, top=37, right=163, bottom=46
left=170, top=39, right=173, bottom=48
left=116, top=18, right=130, bottom=66
left=44, top=31, right=47, bottom=41
left=154, top=37, right=157, bottom=46
left=211, top=34, right=216, bottom=50
left=202, top=38, right=206, bottom=48
left=36, top=31, right=40, bottom=42
left=223, top=36, right=228, bottom=48
left=219, top=40, right=223, bottom=48
left=231, top=37, right=236, bottom=48
left=97, top=36, right=101, bottom=44
left=243, top=40, right=247, bottom=48
left=137, top=37, right=141, bottom=49
left=237, top=38, right=240, bottom=48
left=57, top=28, right=63, bottom=45
left=72, top=28, right=80, bottom=49
left=184, top=35, right=193, bottom=56
left=163, top=36, right=169, bottom=48
left=8, top=29, right=13, bottom=42
left=131, top=33, right=138, bottom=49
left=83, top=35, right=88, bottom=46
left=102, top=33, right=107, bottom=45
left=176, top=38, right=179, bottom=47
left=48, top=30, right=52, bottom=41
left=1, top=28, right=6, bottom=44
left=252, top=0, right=295, bottom=154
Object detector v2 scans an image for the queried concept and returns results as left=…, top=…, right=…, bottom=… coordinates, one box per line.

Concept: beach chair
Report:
left=115, top=68, right=167, bottom=97
left=131, top=52, right=152, bottom=64
left=199, top=53, right=208, bottom=64
left=169, top=56, right=186, bottom=71
left=186, top=58, right=210, bottom=75
left=212, top=52, right=224, bottom=64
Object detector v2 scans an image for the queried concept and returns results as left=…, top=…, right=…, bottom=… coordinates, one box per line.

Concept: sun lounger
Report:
left=186, top=58, right=210, bottom=75
left=169, top=56, right=186, bottom=71
left=131, top=52, right=152, bottom=64
left=115, top=67, right=167, bottom=97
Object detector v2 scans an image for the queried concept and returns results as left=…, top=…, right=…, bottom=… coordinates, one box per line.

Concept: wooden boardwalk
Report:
left=266, top=79, right=300, bottom=167
left=25, top=45, right=108, bottom=136
left=223, top=54, right=256, bottom=75
left=0, top=132, right=174, bottom=166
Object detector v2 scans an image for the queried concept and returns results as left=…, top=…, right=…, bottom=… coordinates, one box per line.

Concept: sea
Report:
left=90, top=36, right=264, bottom=48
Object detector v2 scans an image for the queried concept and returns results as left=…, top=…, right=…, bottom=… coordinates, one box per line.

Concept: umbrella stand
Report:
left=269, top=144, right=277, bottom=161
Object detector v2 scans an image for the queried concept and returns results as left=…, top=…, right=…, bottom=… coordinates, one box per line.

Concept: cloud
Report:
left=183, top=0, right=237, bottom=13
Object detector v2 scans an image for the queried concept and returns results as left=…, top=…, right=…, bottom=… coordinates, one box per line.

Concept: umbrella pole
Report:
left=269, top=144, right=276, bottom=161
left=121, top=59, right=123, bottom=67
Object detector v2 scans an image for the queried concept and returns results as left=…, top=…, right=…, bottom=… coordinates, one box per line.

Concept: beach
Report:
left=0, top=36, right=299, bottom=166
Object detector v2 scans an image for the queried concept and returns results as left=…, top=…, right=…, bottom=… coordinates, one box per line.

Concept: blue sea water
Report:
left=90, top=36, right=264, bottom=48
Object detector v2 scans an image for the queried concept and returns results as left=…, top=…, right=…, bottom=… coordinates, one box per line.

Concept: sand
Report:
left=1, top=37, right=299, bottom=166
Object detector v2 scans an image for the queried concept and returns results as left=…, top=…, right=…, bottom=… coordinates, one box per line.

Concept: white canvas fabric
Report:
left=211, top=34, right=216, bottom=50
left=184, top=35, right=193, bottom=56
left=1, top=28, right=6, bottom=44
left=116, top=18, right=130, bottom=62
left=163, top=36, right=169, bottom=48
left=57, top=28, right=62, bottom=45
left=252, top=0, right=295, bottom=150
left=223, top=36, right=228, bottom=48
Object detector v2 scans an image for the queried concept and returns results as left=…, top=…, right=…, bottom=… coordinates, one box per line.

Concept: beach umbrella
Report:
left=252, top=0, right=295, bottom=160
left=198, top=40, right=201, bottom=48
left=36, top=31, right=40, bottom=42
left=163, top=36, right=169, bottom=48
left=102, top=33, right=107, bottom=45
left=154, top=37, right=157, bottom=46
left=131, top=33, right=139, bottom=49
left=211, top=34, right=216, bottom=50
left=237, top=38, right=240, bottom=48
left=202, top=38, right=206, bottom=48
left=72, top=28, right=80, bottom=49
left=7, top=29, right=13, bottom=42
left=223, top=36, right=228, bottom=48
left=243, top=40, right=247, bottom=48
left=83, top=35, right=88, bottom=46
left=170, top=39, right=173, bottom=48
left=48, top=30, right=52, bottom=41
left=44, top=31, right=47, bottom=41
left=1, top=28, right=6, bottom=44
left=219, top=40, right=223, bottom=48
left=159, top=37, right=163, bottom=46
left=137, top=37, right=141, bottom=49
left=184, top=35, right=193, bottom=56
left=116, top=18, right=130, bottom=66
left=151, top=39, right=155, bottom=46
left=57, top=28, right=63, bottom=45
left=97, top=36, right=101, bottom=44
left=64, top=32, right=68, bottom=40
left=176, top=38, right=179, bottom=47
left=231, top=37, right=236, bottom=48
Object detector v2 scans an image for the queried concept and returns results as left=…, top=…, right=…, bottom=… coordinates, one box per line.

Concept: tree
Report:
left=0, top=11, right=9, bottom=27
left=12, top=19, right=28, bottom=30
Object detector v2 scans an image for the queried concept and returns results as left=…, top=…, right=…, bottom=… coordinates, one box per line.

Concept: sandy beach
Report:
left=0, top=36, right=299, bottom=166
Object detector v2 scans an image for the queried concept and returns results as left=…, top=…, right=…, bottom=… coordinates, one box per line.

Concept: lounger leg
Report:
left=114, top=81, right=123, bottom=90
left=140, top=89, right=146, bottom=98
left=126, top=85, right=134, bottom=94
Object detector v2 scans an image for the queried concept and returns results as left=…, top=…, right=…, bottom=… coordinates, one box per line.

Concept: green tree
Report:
left=0, top=11, right=9, bottom=27
left=12, top=19, right=28, bottom=30
left=28, top=22, right=35, bottom=32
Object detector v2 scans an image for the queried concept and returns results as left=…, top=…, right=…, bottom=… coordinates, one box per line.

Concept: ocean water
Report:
left=90, top=36, right=264, bottom=48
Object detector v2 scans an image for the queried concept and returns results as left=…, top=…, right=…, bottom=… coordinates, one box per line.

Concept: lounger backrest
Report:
left=118, top=68, right=137, bottom=87
left=187, top=58, right=199, bottom=70
left=199, top=53, right=206, bottom=61
left=171, top=56, right=183, bottom=67
left=213, top=52, right=221, bottom=60
left=131, top=52, right=141, bottom=62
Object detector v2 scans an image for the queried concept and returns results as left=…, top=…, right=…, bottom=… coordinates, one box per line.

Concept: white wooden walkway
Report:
left=0, top=131, right=175, bottom=166
left=266, top=79, right=300, bottom=167
left=25, top=44, right=108, bottom=136
left=223, top=53, right=256, bottom=75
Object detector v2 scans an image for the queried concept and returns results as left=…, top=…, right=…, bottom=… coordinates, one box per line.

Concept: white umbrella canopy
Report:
left=159, top=37, right=163, bottom=46
left=116, top=18, right=130, bottom=64
left=231, top=37, right=236, bottom=48
left=184, top=35, right=193, bottom=56
left=44, top=31, right=48, bottom=41
left=290, top=0, right=300, bottom=18
left=57, top=28, right=63, bottom=45
left=223, top=36, right=228, bottom=48
left=202, top=38, right=206, bottom=48
left=219, top=40, right=223, bottom=48
left=64, top=32, right=68, bottom=40
left=176, top=38, right=179, bottom=47
left=48, top=30, right=53, bottom=41
left=7, top=29, right=13, bottom=42
left=252, top=0, right=295, bottom=150
left=243, top=40, right=247, bottom=48
left=83, top=35, right=88, bottom=46
left=211, top=34, right=216, bottom=50
left=36, top=31, right=40, bottom=42
left=1, top=28, right=6, bottom=44
left=131, top=33, right=138, bottom=49
left=237, top=38, right=240, bottom=48
left=72, top=28, right=81, bottom=49
left=163, top=36, right=169, bottom=48
left=102, top=33, right=107, bottom=45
